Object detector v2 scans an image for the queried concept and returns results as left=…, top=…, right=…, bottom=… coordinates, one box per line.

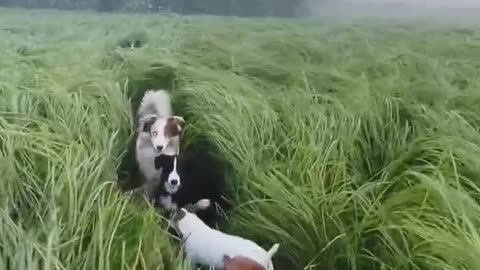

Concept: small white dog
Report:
left=172, top=199, right=279, bottom=270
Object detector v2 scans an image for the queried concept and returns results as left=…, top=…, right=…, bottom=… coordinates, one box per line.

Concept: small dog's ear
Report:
left=222, top=255, right=232, bottom=267
left=184, top=199, right=211, bottom=213
left=194, top=199, right=211, bottom=210
left=172, top=208, right=186, bottom=223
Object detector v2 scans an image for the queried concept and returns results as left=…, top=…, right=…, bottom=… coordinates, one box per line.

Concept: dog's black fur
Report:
left=116, top=134, right=231, bottom=229
left=154, top=138, right=231, bottom=229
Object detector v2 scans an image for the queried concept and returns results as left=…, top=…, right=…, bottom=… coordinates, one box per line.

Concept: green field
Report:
left=2, top=7, right=480, bottom=270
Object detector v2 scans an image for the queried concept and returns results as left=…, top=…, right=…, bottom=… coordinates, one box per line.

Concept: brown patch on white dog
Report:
left=164, top=116, right=185, bottom=137
left=223, top=255, right=266, bottom=270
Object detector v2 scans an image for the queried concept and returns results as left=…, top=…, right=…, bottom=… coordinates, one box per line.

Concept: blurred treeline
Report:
left=0, top=0, right=316, bottom=17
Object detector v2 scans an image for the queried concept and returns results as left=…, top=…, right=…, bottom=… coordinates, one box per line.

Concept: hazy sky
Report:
left=348, top=0, right=480, bottom=7
left=307, top=0, right=480, bottom=18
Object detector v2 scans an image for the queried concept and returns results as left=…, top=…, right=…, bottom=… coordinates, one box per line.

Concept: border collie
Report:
left=154, top=143, right=230, bottom=227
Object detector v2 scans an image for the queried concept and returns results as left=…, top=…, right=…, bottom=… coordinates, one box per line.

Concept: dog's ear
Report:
left=184, top=199, right=211, bottom=213
left=142, top=117, right=157, bottom=133
left=172, top=208, right=186, bottom=223
left=223, top=255, right=233, bottom=267
left=194, top=199, right=211, bottom=210
left=165, top=116, right=185, bottom=137
left=172, top=115, right=185, bottom=123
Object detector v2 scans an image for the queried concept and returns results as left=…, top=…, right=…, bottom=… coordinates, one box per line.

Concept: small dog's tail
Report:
left=266, top=243, right=280, bottom=259
left=137, top=89, right=173, bottom=119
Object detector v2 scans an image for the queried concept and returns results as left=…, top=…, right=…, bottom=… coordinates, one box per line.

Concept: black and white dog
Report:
left=154, top=142, right=230, bottom=227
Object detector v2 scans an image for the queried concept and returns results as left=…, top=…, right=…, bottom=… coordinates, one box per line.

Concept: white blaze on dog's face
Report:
left=168, top=156, right=180, bottom=191
left=142, top=115, right=184, bottom=154
left=157, top=155, right=182, bottom=194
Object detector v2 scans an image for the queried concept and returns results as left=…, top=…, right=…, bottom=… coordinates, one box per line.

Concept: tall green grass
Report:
left=1, top=7, right=480, bottom=270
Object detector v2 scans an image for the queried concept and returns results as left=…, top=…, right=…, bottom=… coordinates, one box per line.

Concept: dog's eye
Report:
left=151, top=131, right=158, bottom=137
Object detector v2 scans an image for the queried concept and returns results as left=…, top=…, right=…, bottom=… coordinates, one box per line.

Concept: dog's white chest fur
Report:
left=159, top=195, right=177, bottom=210
left=135, top=133, right=162, bottom=181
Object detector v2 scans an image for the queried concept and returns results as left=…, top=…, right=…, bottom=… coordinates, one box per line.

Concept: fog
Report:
left=306, top=0, right=480, bottom=22
left=350, top=0, right=479, bottom=7
left=1, top=0, right=480, bottom=20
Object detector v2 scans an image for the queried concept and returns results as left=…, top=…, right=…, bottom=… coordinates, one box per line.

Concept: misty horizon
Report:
left=342, top=0, right=479, bottom=7
left=306, top=0, right=480, bottom=19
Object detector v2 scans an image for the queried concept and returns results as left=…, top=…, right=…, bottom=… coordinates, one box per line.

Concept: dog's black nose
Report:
left=170, top=179, right=178, bottom=186
left=156, top=146, right=163, bottom=152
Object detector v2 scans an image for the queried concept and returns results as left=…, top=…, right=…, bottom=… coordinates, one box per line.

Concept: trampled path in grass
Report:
left=1, top=8, right=480, bottom=270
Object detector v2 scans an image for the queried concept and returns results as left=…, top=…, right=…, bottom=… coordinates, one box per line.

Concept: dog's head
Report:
left=171, top=199, right=211, bottom=232
left=155, top=154, right=182, bottom=194
left=140, top=115, right=184, bottom=155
